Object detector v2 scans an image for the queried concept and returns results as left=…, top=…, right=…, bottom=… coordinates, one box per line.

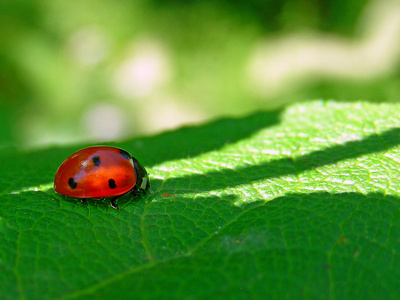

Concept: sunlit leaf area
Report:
left=1, top=0, right=399, bottom=147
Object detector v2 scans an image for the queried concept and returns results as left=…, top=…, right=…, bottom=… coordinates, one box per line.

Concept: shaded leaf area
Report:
left=77, top=192, right=400, bottom=300
left=0, top=101, right=400, bottom=299
left=1, top=192, right=400, bottom=299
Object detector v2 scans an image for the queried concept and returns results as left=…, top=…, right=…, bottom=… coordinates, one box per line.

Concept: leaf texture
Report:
left=1, top=101, right=400, bottom=299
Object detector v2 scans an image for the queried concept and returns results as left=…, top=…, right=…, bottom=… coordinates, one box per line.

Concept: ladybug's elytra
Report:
left=54, top=146, right=150, bottom=210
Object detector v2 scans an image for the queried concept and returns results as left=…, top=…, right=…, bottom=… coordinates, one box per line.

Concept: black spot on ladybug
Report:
left=92, top=156, right=101, bottom=166
left=68, top=178, right=77, bottom=190
left=119, top=149, right=131, bottom=160
left=108, top=179, right=117, bottom=189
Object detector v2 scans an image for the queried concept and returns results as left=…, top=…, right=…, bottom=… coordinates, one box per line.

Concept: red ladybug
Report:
left=54, top=146, right=150, bottom=210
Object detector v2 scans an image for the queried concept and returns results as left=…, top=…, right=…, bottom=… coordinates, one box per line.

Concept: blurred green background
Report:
left=1, top=0, right=399, bottom=148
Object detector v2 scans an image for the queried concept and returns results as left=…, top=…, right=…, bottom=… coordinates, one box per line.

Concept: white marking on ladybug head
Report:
left=140, top=177, right=148, bottom=190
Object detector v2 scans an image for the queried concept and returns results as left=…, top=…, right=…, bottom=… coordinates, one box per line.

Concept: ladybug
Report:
left=54, top=146, right=150, bottom=210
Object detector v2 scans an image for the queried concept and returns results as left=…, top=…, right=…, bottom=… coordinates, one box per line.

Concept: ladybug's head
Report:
left=133, top=157, right=150, bottom=192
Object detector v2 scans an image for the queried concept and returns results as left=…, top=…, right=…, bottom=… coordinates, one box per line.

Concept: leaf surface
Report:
left=1, top=101, right=400, bottom=299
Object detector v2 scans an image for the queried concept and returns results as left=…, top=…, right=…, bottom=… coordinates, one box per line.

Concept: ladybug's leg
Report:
left=80, top=198, right=87, bottom=204
left=130, top=187, right=139, bottom=197
left=109, top=197, right=120, bottom=211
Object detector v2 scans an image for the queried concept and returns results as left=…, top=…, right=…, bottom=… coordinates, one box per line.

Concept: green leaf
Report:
left=1, top=100, right=400, bottom=299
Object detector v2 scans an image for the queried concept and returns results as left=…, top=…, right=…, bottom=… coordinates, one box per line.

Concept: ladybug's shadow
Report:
left=55, top=192, right=143, bottom=211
